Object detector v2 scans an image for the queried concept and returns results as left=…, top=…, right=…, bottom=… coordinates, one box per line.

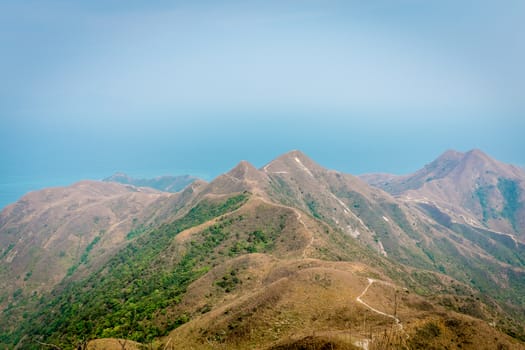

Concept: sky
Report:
left=1, top=0, right=524, bottom=208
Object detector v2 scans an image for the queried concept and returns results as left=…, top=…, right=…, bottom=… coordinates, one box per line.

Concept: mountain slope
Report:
left=1, top=150, right=525, bottom=349
left=11, top=189, right=520, bottom=349
left=0, top=182, right=163, bottom=296
left=262, top=151, right=461, bottom=270
left=360, top=149, right=525, bottom=338
left=0, top=180, right=209, bottom=336
left=361, top=149, right=525, bottom=236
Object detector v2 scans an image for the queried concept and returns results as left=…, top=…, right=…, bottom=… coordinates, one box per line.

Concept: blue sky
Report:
left=1, top=0, right=524, bottom=207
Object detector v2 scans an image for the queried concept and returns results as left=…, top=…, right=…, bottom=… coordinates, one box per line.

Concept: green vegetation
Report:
left=126, top=224, right=148, bottom=240
left=5, top=193, right=249, bottom=349
left=229, top=229, right=272, bottom=255
left=475, top=179, right=522, bottom=229
left=450, top=223, right=525, bottom=267
left=305, top=195, right=322, bottom=219
left=475, top=185, right=493, bottom=223
left=12, top=288, right=22, bottom=299
left=216, top=269, right=241, bottom=293
left=82, top=236, right=101, bottom=262
left=382, top=202, right=421, bottom=241
left=0, top=243, right=15, bottom=260
left=498, top=178, right=522, bottom=231
left=268, top=177, right=299, bottom=208
left=336, top=190, right=432, bottom=269
left=24, top=271, right=32, bottom=281
left=66, top=235, right=102, bottom=276
left=306, top=200, right=321, bottom=219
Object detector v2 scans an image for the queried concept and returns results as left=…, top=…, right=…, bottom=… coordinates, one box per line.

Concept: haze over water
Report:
left=1, top=1, right=524, bottom=209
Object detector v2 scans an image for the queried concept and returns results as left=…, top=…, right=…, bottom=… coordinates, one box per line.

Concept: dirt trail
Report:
left=353, top=278, right=404, bottom=350
left=356, top=278, right=402, bottom=328
left=277, top=203, right=313, bottom=259
left=257, top=196, right=313, bottom=259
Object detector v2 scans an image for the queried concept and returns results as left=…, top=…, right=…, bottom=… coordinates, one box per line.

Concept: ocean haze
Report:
left=1, top=0, right=524, bottom=208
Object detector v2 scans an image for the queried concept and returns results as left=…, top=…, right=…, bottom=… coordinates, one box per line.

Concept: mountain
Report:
left=0, top=180, right=209, bottom=333
left=0, top=181, right=165, bottom=294
left=103, top=172, right=199, bottom=193
left=361, top=149, right=525, bottom=236
left=1, top=150, right=524, bottom=349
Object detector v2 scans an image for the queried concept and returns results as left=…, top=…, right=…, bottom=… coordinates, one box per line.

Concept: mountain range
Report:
left=0, top=149, right=524, bottom=349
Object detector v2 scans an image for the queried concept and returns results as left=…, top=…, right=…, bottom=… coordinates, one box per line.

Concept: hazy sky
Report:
left=1, top=0, right=524, bottom=207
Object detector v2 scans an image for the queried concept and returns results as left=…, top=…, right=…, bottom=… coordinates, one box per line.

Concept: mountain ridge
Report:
left=1, top=149, right=524, bottom=349
left=360, top=148, right=525, bottom=237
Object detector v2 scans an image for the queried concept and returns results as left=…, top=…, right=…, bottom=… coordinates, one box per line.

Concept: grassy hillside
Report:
left=3, top=193, right=249, bottom=348
left=2, top=150, right=525, bottom=349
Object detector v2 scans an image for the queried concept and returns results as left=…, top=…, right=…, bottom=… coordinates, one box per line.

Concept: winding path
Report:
left=356, top=278, right=402, bottom=329
left=352, top=278, right=404, bottom=350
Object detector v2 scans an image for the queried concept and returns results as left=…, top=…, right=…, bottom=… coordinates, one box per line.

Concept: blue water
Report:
left=0, top=175, right=101, bottom=210
left=0, top=169, right=212, bottom=211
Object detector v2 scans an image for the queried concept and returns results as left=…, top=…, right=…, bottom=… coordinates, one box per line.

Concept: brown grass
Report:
left=269, top=334, right=360, bottom=350
left=87, top=338, right=143, bottom=350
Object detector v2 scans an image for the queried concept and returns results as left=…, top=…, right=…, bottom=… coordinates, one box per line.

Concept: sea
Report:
left=0, top=174, right=104, bottom=210
left=0, top=169, right=211, bottom=211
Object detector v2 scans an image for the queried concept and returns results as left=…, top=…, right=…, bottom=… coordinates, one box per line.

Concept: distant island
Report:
left=103, top=172, right=199, bottom=192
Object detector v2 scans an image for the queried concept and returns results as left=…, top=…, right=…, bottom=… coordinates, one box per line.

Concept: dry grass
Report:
left=50, top=195, right=525, bottom=350
left=87, top=338, right=143, bottom=350
left=152, top=250, right=525, bottom=350
left=369, top=316, right=525, bottom=350
left=160, top=256, right=395, bottom=349
left=269, top=334, right=361, bottom=349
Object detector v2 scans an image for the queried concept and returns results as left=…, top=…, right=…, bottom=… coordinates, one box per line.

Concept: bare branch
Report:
left=118, top=338, right=128, bottom=350
left=35, top=340, right=62, bottom=350
left=163, top=338, right=172, bottom=350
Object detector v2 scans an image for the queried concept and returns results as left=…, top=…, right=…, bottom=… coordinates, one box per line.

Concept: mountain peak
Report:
left=464, top=148, right=490, bottom=162
left=455, top=148, right=524, bottom=180
left=284, top=149, right=313, bottom=161
left=424, top=149, right=497, bottom=177
left=204, top=160, right=269, bottom=195
left=363, top=147, right=525, bottom=234
left=437, top=149, right=464, bottom=161
left=285, top=149, right=307, bottom=158
left=227, top=160, right=261, bottom=180
left=419, top=150, right=464, bottom=179
left=262, top=149, right=322, bottom=177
